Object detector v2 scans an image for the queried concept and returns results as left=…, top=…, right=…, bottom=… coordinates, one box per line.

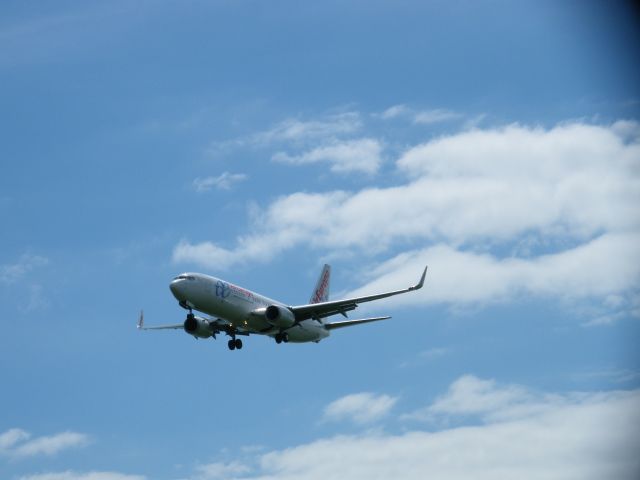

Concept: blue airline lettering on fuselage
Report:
left=215, top=280, right=231, bottom=298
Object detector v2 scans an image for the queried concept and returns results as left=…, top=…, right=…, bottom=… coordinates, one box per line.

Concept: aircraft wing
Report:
left=290, top=266, right=427, bottom=322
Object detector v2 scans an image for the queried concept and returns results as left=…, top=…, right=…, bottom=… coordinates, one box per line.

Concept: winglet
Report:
left=409, top=266, right=428, bottom=291
left=137, top=310, right=144, bottom=329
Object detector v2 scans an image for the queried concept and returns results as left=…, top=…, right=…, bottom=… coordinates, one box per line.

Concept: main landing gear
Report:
left=274, top=332, right=289, bottom=344
left=227, top=338, right=243, bottom=350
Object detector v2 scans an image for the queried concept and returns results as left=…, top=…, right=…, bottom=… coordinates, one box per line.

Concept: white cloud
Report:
left=253, top=112, right=362, bottom=144
left=193, top=172, right=247, bottom=192
left=192, top=461, right=251, bottom=480
left=376, top=104, right=410, bottom=120
left=172, top=190, right=349, bottom=269
left=375, top=104, right=462, bottom=124
left=0, top=254, right=48, bottom=284
left=272, top=138, right=383, bottom=174
left=346, top=234, right=640, bottom=307
left=206, top=377, right=640, bottom=480
left=175, top=121, right=640, bottom=318
left=323, top=392, right=398, bottom=425
left=0, top=429, right=89, bottom=458
left=207, top=111, right=372, bottom=177
left=404, top=374, right=538, bottom=423
left=412, top=108, right=462, bottom=124
left=18, top=472, right=146, bottom=480
left=173, top=240, right=235, bottom=270
left=209, top=112, right=362, bottom=154
left=14, top=381, right=639, bottom=480
left=0, top=428, right=30, bottom=451
left=13, top=432, right=90, bottom=457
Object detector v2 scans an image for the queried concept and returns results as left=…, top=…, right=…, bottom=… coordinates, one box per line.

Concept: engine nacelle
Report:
left=265, top=305, right=296, bottom=328
left=183, top=315, right=213, bottom=339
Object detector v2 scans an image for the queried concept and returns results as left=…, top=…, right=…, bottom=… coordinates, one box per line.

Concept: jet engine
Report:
left=264, top=305, right=296, bottom=328
left=183, top=315, right=213, bottom=339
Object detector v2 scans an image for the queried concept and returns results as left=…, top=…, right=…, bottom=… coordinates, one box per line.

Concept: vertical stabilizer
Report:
left=310, top=264, right=331, bottom=304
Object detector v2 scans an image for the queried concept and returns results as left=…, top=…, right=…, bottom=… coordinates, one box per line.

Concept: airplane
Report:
left=138, top=264, right=427, bottom=351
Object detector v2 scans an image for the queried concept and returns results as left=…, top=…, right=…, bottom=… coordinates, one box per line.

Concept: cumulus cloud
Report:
left=174, top=121, right=640, bottom=317
left=272, top=138, right=383, bottom=174
left=14, top=380, right=640, bottom=480
left=403, top=374, right=540, bottom=423
left=322, top=392, right=398, bottom=425
left=192, top=376, right=640, bottom=480
left=172, top=190, right=349, bottom=269
left=0, top=429, right=90, bottom=458
left=193, top=172, right=247, bottom=192
left=207, top=111, right=375, bottom=178
left=345, top=234, right=640, bottom=307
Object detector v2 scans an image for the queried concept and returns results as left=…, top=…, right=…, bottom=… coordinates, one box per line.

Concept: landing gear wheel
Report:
left=275, top=333, right=289, bottom=344
left=228, top=339, right=236, bottom=350
left=234, top=338, right=242, bottom=349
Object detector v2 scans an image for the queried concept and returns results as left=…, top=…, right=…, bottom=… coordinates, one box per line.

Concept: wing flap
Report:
left=324, top=316, right=391, bottom=330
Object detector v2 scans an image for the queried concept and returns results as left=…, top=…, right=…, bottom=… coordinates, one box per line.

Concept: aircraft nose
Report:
left=169, top=279, right=184, bottom=300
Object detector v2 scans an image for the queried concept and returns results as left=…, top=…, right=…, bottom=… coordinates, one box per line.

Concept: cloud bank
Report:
left=174, top=120, right=640, bottom=315
left=11, top=378, right=639, bottom=480
left=0, top=428, right=90, bottom=458
left=192, top=376, right=640, bottom=480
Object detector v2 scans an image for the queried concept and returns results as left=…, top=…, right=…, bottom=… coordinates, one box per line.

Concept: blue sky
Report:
left=1, top=1, right=639, bottom=479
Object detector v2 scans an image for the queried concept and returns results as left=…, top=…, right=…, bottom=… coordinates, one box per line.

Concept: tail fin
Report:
left=310, top=264, right=331, bottom=304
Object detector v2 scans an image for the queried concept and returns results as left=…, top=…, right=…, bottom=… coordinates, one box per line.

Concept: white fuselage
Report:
left=169, top=273, right=329, bottom=343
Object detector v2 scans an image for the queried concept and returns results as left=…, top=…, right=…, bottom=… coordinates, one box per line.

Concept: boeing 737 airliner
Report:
left=138, top=264, right=427, bottom=351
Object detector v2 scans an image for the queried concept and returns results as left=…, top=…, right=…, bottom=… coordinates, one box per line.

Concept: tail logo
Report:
left=311, top=265, right=331, bottom=304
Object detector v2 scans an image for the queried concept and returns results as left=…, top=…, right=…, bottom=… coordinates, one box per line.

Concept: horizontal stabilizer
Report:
left=137, top=310, right=183, bottom=330
left=325, top=316, right=391, bottom=330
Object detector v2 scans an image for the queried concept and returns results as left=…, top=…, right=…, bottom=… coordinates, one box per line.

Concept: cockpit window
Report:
left=174, top=275, right=196, bottom=281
